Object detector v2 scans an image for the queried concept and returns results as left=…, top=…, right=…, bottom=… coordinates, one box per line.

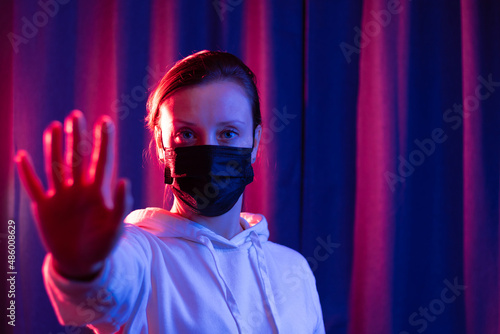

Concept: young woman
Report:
left=15, top=51, right=325, bottom=333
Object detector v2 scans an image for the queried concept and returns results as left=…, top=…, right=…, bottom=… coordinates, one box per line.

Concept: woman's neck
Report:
left=170, top=195, right=244, bottom=239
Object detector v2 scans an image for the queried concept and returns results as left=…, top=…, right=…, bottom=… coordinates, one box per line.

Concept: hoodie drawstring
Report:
left=201, top=232, right=281, bottom=333
left=249, top=231, right=280, bottom=332
left=200, top=236, right=244, bottom=333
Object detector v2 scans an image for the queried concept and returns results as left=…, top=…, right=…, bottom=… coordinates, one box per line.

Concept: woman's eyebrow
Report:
left=172, top=120, right=246, bottom=126
left=172, top=120, right=197, bottom=126
left=217, top=120, right=246, bottom=126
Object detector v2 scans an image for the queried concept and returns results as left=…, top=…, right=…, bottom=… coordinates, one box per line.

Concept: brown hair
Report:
left=146, top=50, right=262, bottom=159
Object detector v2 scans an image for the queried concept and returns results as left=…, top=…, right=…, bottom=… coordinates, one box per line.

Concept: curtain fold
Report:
left=6, top=1, right=500, bottom=333
left=462, top=1, right=500, bottom=333
left=349, top=0, right=402, bottom=331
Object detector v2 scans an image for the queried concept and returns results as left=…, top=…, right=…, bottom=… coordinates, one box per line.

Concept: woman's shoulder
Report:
left=264, top=241, right=310, bottom=266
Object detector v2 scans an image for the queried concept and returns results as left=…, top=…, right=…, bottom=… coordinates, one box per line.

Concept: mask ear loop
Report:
left=162, top=145, right=174, bottom=210
left=156, top=126, right=174, bottom=209
left=162, top=146, right=174, bottom=210
left=250, top=126, right=257, bottom=163
left=243, top=127, right=259, bottom=212
left=156, top=126, right=173, bottom=185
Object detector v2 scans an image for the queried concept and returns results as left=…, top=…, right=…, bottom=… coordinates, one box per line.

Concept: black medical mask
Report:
left=164, top=145, right=254, bottom=217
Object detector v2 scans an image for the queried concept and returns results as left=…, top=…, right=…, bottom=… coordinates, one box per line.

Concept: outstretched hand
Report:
left=15, top=111, right=132, bottom=280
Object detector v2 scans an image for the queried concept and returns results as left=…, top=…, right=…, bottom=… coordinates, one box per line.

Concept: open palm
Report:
left=15, top=111, right=132, bottom=280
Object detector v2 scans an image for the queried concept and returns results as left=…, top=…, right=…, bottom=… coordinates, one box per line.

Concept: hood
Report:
left=124, top=207, right=270, bottom=249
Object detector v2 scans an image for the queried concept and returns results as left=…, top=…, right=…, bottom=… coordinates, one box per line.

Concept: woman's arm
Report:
left=42, top=223, right=151, bottom=332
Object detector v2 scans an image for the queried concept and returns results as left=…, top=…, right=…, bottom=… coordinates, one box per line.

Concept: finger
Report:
left=14, top=151, right=46, bottom=203
left=43, top=122, right=65, bottom=193
left=65, top=110, right=86, bottom=186
left=112, top=179, right=133, bottom=226
left=89, top=116, right=115, bottom=188
left=100, top=179, right=130, bottom=255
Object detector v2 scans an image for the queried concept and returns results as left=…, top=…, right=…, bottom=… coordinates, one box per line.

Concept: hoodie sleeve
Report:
left=42, top=224, right=151, bottom=332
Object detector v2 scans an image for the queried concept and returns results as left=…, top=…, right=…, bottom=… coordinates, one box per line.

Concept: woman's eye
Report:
left=181, top=131, right=193, bottom=139
left=175, top=130, right=195, bottom=142
left=220, top=130, right=237, bottom=139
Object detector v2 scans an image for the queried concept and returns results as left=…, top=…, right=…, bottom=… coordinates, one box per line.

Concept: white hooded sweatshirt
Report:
left=43, top=208, right=325, bottom=333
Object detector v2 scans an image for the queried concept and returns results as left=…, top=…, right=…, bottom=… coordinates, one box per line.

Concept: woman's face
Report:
left=158, top=80, right=260, bottom=160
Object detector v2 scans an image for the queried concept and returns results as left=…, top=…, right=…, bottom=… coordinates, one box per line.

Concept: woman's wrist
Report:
left=52, top=257, right=104, bottom=282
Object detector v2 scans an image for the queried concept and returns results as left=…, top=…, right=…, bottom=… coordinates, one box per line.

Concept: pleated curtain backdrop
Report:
left=2, top=0, right=499, bottom=333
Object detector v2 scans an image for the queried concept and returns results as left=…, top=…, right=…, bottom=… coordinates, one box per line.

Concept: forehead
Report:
left=160, top=80, right=252, bottom=125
